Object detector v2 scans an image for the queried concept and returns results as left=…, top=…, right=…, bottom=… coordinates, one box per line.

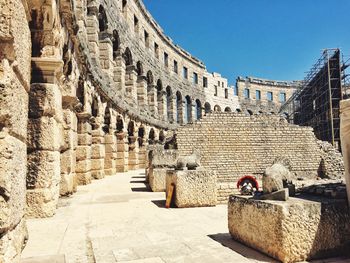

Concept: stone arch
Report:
left=236, top=108, right=242, bottom=113
left=166, top=86, right=173, bottom=122
left=195, top=99, right=202, bottom=120
left=103, top=105, right=111, bottom=133
left=214, top=105, right=221, bottom=112
left=146, top=71, right=154, bottom=85
left=123, top=47, right=133, bottom=67
left=148, top=128, right=155, bottom=144
left=204, top=102, right=211, bottom=114
left=77, top=77, right=85, bottom=107
left=185, top=95, right=192, bottom=123
left=136, top=61, right=143, bottom=76
left=112, top=30, right=120, bottom=60
left=122, top=0, right=127, bottom=13
left=116, top=115, right=124, bottom=133
left=176, top=91, right=183, bottom=124
left=127, top=121, right=135, bottom=145
left=224, top=107, right=232, bottom=112
left=91, top=96, right=99, bottom=130
left=159, top=130, right=165, bottom=143
left=247, top=109, right=253, bottom=115
left=138, top=126, right=145, bottom=147
left=98, top=5, right=108, bottom=32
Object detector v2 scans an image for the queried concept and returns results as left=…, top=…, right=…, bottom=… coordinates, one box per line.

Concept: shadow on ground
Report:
left=208, top=233, right=278, bottom=263
left=129, top=180, right=147, bottom=184
left=131, top=176, right=146, bottom=179
left=151, top=199, right=166, bottom=208
left=131, top=186, right=152, bottom=192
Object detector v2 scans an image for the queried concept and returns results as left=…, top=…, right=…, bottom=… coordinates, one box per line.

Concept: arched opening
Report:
left=146, top=71, right=153, bottom=85
left=98, top=5, right=108, bottom=32
left=122, top=0, right=127, bottom=13
left=185, top=95, right=192, bottom=123
left=176, top=91, right=183, bottom=124
left=247, top=109, right=253, bottom=116
left=159, top=130, right=165, bottom=143
left=236, top=108, right=242, bottom=113
left=136, top=61, right=143, bottom=76
left=103, top=106, right=111, bottom=134
left=204, top=102, right=211, bottom=114
left=214, top=105, right=221, bottom=112
left=116, top=116, right=124, bottom=133
left=148, top=128, right=155, bottom=144
left=195, top=99, right=202, bottom=120
left=91, top=96, right=99, bottom=130
left=138, top=126, right=145, bottom=147
left=224, top=107, right=232, bottom=112
left=77, top=77, right=85, bottom=107
left=166, top=86, right=173, bottom=122
left=112, top=30, right=120, bottom=60
left=127, top=121, right=135, bottom=144
left=157, top=80, right=163, bottom=118
left=123, top=47, right=133, bottom=67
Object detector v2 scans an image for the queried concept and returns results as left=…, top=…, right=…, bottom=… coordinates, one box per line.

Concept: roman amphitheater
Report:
left=1, top=0, right=350, bottom=262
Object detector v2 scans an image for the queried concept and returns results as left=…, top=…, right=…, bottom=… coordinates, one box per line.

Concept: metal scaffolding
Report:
left=280, top=49, right=348, bottom=148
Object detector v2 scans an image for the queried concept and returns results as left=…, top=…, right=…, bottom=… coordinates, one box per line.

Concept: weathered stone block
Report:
left=76, top=146, right=91, bottom=161
left=59, top=173, right=75, bottom=196
left=152, top=148, right=178, bottom=168
left=0, top=60, right=29, bottom=139
left=60, top=150, right=76, bottom=174
left=76, top=172, right=92, bottom=185
left=63, top=110, right=78, bottom=132
left=27, top=150, right=60, bottom=189
left=77, top=122, right=92, bottom=134
left=76, top=159, right=91, bottom=173
left=28, top=83, right=62, bottom=120
left=62, top=129, right=77, bottom=151
left=166, top=169, right=217, bottom=207
left=91, top=144, right=105, bottom=158
left=0, top=132, right=26, bottom=231
left=91, top=159, right=104, bottom=171
left=78, top=134, right=92, bottom=146
left=27, top=117, right=63, bottom=151
left=26, top=186, right=59, bottom=218
left=104, top=134, right=117, bottom=144
left=228, top=195, right=350, bottom=263
left=149, top=168, right=168, bottom=192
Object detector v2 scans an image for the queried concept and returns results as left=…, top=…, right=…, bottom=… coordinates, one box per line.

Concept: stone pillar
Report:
left=104, top=130, right=117, bottom=176
left=169, top=95, right=176, bottom=124
left=340, top=99, right=350, bottom=206
left=148, top=85, right=157, bottom=116
left=158, top=91, right=166, bottom=121
left=91, top=128, right=105, bottom=179
left=27, top=58, right=64, bottom=218
left=128, top=136, right=139, bottom=170
left=60, top=104, right=78, bottom=196
left=113, top=54, right=125, bottom=93
left=116, top=132, right=129, bottom=172
left=138, top=139, right=147, bottom=169
left=99, top=33, right=113, bottom=77
left=125, top=65, right=138, bottom=103
left=76, top=113, right=92, bottom=185
left=137, top=76, right=147, bottom=108
left=86, top=8, right=100, bottom=63
left=0, top=0, right=31, bottom=256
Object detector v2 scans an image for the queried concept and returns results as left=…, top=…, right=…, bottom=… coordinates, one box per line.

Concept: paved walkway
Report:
left=21, top=170, right=350, bottom=263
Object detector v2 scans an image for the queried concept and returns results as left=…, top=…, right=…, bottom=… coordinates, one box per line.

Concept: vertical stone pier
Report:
left=340, top=99, right=350, bottom=206
left=76, top=113, right=92, bottom=185
left=137, top=76, right=147, bottom=108
left=128, top=135, right=139, bottom=170
left=104, top=130, right=117, bottom=176
left=91, top=129, right=105, bottom=179
left=116, top=132, right=129, bottom=172
left=125, top=66, right=138, bottom=103
left=148, top=85, right=157, bottom=116
left=27, top=58, right=64, bottom=218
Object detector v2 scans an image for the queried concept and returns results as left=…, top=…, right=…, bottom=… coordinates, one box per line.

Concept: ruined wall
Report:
left=176, top=113, right=344, bottom=203
left=0, top=0, right=31, bottom=260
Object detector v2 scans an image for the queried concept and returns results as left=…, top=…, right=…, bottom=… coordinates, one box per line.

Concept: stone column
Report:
left=76, top=113, right=92, bottom=185
left=340, top=99, right=350, bottom=206
left=169, top=95, right=176, bottom=124
left=27, top=58, right=64, bottom=218
left=138, top=139, right=147, bottom=169
left=148, top=85, right=157, bottom=116
left=0, top=0, right=30, bottom=256
left=137, top=76, right=147, bottom=108
left=91, top=128, right=105, bottom=179
left=86, top=7, right=100, bottom=63
left=99, top=32, right=113, bottom=77
left=125, top=65, right=138, bottom=103
left=104, top=130, right=117, bottom=176
left=128, top=136, right=139, bottom=170
left=116, top=132, right=129, bottom=172
left=60, top=102, right=78, bottom=196
left=158, top=91, right=166, bottom=121
left=113, top=53, right=125, bottom=93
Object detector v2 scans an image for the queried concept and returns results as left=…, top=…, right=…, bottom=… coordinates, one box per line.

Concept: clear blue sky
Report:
left=143, top=0, right=350, bottom=85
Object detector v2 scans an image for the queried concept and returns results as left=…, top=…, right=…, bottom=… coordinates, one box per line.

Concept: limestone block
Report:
left=78, top=122, right=92, bottom=134
left=0, top=60, right=29, bottom=139
left=105, top=144, right=116, bottom=154
left=228, top=195, right=350, bottom=263
left=62, top=129, right=77, bottom=151
left=63, top=110, right=78, bottom=132
left=27, top=150, right=60, bottom=189
left=0, top=132, right=26, bottom=231
left=60, top=150, right=76, bottom=174
left=104, top=134, right=117, bottom=144
left=263, top=163, right=292, bottom=194
left=166, top=169, right=217, bottom=207
left=151, top=147, right=178, bottom=168
left=59, top=173, right=75, bottom=196
left=91, top=159, right=104, bottom=171
left=27, top=117, right=63, bottom=151
left=91, top=144, right=105, bottom=159
left=92, top=135, right=104, bottom=144
left=28, top=84, right=62, bottom=120
left=76, top=160, right=91, bottom=173
left=91, top=170, right=104, bottom=180
left=78, top=133, right=92, bottom=145
left=26, top=186, right=59, bottom=218
left=76, top=172, right=91, bottom=185
left=0, top=219, right=28, bottom=263
left=76, top=146, right=91, bottom=161
left=149, top=168, right=168, bottom=192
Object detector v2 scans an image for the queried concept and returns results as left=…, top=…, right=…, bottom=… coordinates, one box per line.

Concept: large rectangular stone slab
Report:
left=149, top=168, right=168, bottom=192
left=228, top=195, right=350, bottom=263
left=166, top=169, right=217, bottom=207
